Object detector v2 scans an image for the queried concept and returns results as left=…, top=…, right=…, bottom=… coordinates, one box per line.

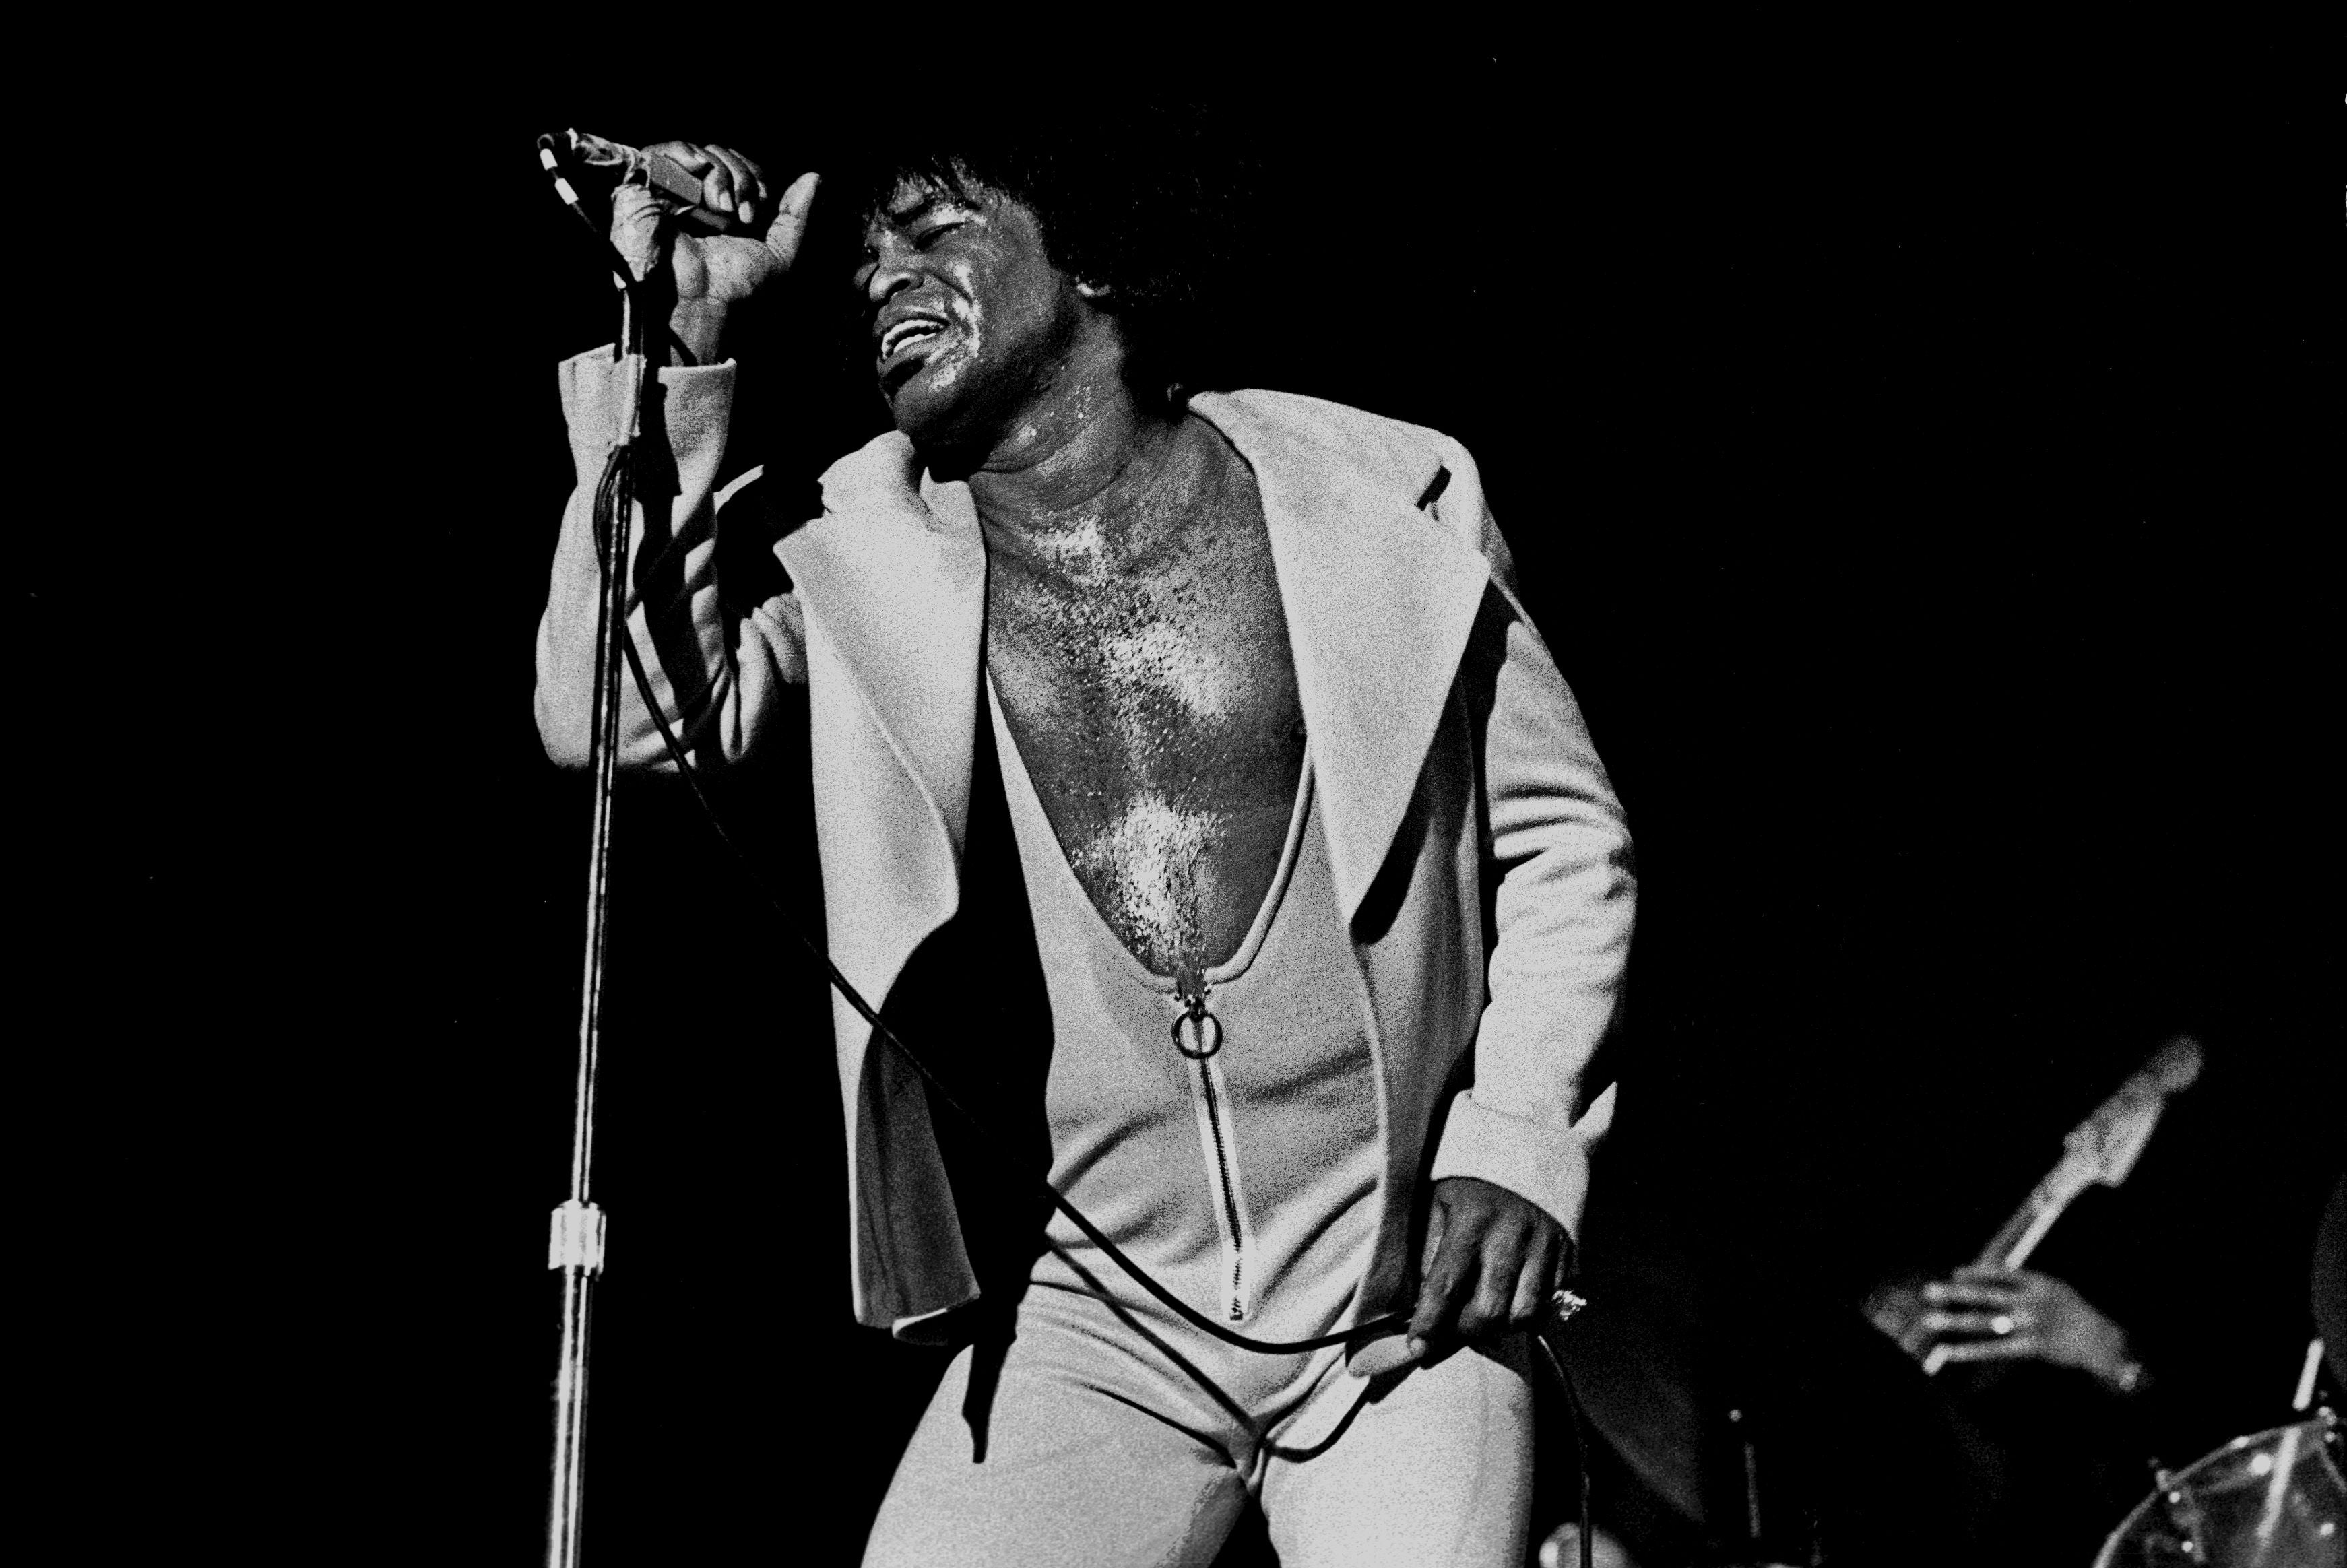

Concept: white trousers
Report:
left=862, top=1284, right=1534, bottom=1567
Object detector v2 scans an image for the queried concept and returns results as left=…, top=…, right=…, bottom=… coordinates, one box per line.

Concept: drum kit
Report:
left=2093, top=1409, right=2343, bottom=1568
left=1539, top=1414, right=2344, bottom=1568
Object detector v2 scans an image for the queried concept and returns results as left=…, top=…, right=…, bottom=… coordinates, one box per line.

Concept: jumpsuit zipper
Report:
left=1196, top=1059, right=1248, bottom=1320
left=1176, top=974, right=1248, bottom=1321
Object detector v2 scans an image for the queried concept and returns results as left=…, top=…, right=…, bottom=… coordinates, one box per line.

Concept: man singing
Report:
left=534, top=111, right=1635, bottom=1566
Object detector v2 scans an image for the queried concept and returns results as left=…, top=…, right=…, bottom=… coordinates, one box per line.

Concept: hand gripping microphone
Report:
left=536, top=129, right=740, bottom=232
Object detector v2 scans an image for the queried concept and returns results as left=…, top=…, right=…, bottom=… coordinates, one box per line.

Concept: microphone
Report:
left=536, top=129, right=738, bottom=231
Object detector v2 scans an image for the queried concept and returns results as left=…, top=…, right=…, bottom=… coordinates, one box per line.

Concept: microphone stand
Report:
left=544, top=277, right=649, bottom=1568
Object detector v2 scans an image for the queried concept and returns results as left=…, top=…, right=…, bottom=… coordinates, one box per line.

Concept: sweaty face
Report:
left=856, top=178, right=1086, bottom=447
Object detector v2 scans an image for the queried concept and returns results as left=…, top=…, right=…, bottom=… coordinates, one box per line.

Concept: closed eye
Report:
left=912, top=221, right=965, bottom=251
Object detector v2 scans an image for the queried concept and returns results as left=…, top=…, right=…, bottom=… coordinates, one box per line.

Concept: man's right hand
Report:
left=612, top=142, right=818, bottom=366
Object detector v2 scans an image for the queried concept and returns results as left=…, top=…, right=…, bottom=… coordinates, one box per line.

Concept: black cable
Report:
left=1535, top=1332, right=1597, bottom=1568
left=588, top=440, right=1401, bottom=1357
left=581, top=299, right=1597, bottom=1556
left=538, top=134, right=649, bottom=288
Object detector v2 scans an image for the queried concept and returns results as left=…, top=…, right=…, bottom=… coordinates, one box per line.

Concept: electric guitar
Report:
left=1888, top=1035, right=2204, bottom=1373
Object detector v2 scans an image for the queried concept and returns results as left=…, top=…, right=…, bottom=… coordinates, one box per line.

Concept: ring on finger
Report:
left=1989, top=1313, right=2016, bottom=1337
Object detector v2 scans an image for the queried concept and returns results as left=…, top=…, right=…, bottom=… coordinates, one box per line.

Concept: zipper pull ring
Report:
left=1171, top=966, right=1223, bottom=1060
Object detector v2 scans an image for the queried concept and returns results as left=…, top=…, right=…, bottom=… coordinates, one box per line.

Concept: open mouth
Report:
left=876, top=314, right=949, bottom=366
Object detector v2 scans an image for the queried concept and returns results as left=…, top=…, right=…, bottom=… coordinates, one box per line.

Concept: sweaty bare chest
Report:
left=986, top=496, right=1304, bottom=981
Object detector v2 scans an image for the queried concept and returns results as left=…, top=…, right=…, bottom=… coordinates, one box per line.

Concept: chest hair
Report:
left=984, top=431, right=1306, bottom=977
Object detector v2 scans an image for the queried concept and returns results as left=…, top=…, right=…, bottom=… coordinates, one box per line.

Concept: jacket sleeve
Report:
left=534, top=346, right=807, bottom=770
left=1424, top=437, right=1635, bottom=1239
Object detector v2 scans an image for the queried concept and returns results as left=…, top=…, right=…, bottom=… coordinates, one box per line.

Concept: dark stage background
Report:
left=40, top=32, right=2337, bottom=1566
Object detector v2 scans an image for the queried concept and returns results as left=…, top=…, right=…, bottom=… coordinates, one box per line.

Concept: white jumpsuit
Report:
left=859, top=686, right=1535, bottom=1567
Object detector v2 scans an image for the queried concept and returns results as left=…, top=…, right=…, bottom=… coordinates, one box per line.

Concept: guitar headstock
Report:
left=2064, top=1035, right=2204, bottom=1189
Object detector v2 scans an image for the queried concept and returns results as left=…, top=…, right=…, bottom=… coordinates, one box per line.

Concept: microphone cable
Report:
left=591, top=455, right=1599, bottom=1565
left=555, top=143, right=1600, bottom=1566
left=585, top=440, right=1405, bottom=1358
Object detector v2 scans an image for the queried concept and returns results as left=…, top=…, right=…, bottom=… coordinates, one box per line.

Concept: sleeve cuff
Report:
left=1426, top=1082, right=1617, bottom=1237
left=556, top=346, right=738, bottom=484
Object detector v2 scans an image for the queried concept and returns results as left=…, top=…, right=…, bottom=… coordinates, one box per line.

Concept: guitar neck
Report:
left=1974, top=1153, right=2094, bottom=1272
left=1908, top=1157, right=2094, bottom=1369
left=1909, top=1047, right=2194, bottom=1372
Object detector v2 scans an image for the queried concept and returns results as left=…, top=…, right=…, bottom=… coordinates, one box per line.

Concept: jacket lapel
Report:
left=1191, top=391, right=1494, bottom=921
left=777, top=431, right=986, bottom=1013
left=784, top=431, right=987, bottom=856
left=781, top=395, right=1497, bottom=971
left=784, top=399, right=1500, bottom=1330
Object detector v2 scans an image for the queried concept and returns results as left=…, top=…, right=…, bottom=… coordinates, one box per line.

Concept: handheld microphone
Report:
left=537, top=129, right=739, bottom=231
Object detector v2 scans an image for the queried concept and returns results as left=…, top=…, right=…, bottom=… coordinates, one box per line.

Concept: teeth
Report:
left=880, top=320, right=944, bottom=358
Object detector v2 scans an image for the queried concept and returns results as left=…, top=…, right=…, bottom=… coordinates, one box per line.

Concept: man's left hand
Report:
left=1400, top=1176, right=1571, bottom=1366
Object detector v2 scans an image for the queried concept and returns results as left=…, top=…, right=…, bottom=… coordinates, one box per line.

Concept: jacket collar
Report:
left=780, top=391, right=1493, bottom=919
left=1188, top=391, right=1491, bottom=915
left=782, top=433, right=988, bottom=870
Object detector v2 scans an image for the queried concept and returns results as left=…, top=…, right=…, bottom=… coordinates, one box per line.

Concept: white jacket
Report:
left=537, top=350, right=1636, bottom=1337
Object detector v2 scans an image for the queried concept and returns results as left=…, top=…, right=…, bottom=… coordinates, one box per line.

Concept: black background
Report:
left=37, top=27, right=2338, bottom=1565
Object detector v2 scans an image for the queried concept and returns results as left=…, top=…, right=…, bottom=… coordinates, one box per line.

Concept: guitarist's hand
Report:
left=1921, top=1266, right=2140, bottom=1390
